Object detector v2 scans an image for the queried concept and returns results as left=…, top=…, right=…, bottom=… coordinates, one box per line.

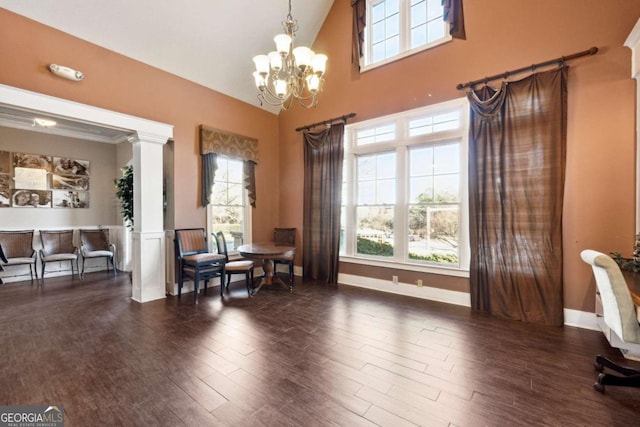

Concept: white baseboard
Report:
left=338, top=273, right=471, bottom=307
left=563, top=308, right=600, bottom=331
left=338, top=273, right=600, bottom=331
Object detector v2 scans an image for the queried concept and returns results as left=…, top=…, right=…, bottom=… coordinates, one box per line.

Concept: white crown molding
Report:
left=0, top=84, right=173, bottom=142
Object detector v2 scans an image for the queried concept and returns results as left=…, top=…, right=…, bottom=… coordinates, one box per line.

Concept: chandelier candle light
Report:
left=252, top=0, right=328, bottom=110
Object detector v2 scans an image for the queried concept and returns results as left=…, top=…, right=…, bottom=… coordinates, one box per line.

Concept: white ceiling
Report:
left=0, top=0, right=335, bottom=115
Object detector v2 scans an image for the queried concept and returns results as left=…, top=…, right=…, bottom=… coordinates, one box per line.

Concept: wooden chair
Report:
left=39, top=229, right=79, bottom=279
left=80, top=229, right=116, bottom=278
left=175, top=228, right=226, bottom=303
left=580, top=249, right=640, bottom=392
left=214, top=231, right=254, bottom=296
left=0, top=230, right=38, bottom=282
left=273, top=227, right=296, bottom=283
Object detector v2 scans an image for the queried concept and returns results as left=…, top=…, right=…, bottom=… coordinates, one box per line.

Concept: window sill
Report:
left=360, top=36, right=452, bottom=74
left=339, top=255, right=469, bottom=278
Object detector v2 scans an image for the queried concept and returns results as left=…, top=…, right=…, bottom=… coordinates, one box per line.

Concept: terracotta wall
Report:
left=278, top=0, right=640, bottom=312
left=0, top=8, right=280, bottom=243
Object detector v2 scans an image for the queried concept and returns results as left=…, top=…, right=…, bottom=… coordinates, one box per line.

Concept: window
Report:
left=207, top=157, right=251, bottom=253
left=341, top=98, right=469, bottom=275
left=365, top=0, right=449, bottom=69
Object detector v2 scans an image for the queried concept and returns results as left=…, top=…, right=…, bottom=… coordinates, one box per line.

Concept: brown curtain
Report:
left=442, top=0, right=466, bottom=40
left=352, top=0, right=366, bottom=69
left=303, top=123, right=345, bottom=285
left=201, top=153, right=218, bottom=207
left=243, top=160, right=257, bottom=208
left=468, top=67, right=567, bottom=326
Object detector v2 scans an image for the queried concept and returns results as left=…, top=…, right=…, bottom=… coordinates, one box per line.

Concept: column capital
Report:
left=130, top=131, right=171, bottom=145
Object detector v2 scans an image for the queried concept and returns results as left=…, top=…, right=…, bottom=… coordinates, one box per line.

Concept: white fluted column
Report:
left=131, top=132, right=168, bottom=303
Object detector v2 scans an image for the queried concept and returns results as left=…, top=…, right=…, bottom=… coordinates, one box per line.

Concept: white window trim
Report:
left=341, top=97, right=470, bottom=277
left=361, top=0, right=452, bottom=73
left=205, top=159, right=252, bottom=256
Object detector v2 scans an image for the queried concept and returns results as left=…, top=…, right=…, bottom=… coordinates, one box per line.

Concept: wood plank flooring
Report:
left=0, top=272, right=638, bottom=426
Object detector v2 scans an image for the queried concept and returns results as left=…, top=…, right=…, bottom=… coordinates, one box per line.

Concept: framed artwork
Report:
left=52, top=190, right=89, bottom=208
left=0, top=174, right=10, bottom=207
left=53, top=157, right=90, bottom=176
left=14, top=167, right=48, bottom=190
left=13, top=152, right=52, bottom=171
left=0, top=151, right=10, bottom=174
left=3, top=152, right=92, bottom=209
left=52, top=174, right=90, bottom=191
left=11, top=189, right=52, bottom=208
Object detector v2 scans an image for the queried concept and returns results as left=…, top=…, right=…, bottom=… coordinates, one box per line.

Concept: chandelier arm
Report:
left=295, top=95, right=319, bottom=109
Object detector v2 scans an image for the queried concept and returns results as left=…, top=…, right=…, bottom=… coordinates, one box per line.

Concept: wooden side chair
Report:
left=39, top=229, right=79, bottom=280
left=273, top=227, right=296, bottom=283
left=80, top=229, right=116, bottom=278
left=214, top=231, right=254, bottom=296
left=0, top=230, right=38, bottom=282
left=175, top=228, right=226, bottom=303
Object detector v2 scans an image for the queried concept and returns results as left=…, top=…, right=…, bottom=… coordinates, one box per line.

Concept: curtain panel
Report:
left=442, top=0, right=466, bottom=40
left=199, top=125, right=258, bottom=207
left=303, top=123, right=345, bottom=285
left=468, top=68, right=567, bottom=326
left=201, top=153, right=218, bottom=207
left=352, top=0, right=366, bottom=69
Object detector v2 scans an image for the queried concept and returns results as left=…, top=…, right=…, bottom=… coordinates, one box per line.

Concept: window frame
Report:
left=341, top=97, right=470, bottom=277
left=362, top=0, right=452, bottom=72
left=206, top=156, right=252, bottom=255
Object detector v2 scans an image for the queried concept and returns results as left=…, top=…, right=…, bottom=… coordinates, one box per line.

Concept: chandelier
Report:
left=252, top=0, right=328, bottom=110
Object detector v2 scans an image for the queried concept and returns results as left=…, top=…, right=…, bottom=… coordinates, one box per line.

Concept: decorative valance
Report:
left=199, top=125, right=259, bottom=163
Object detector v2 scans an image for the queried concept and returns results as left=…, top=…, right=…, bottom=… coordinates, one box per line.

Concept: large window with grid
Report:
left=365, top=0, right=449, bottom=69
left=341, top=98, right=469, bottom=274
left=207, top=156, right=251, bottom=253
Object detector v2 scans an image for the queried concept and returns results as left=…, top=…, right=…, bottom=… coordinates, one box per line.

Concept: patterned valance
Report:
left=199, top=125, right=259, bottom=163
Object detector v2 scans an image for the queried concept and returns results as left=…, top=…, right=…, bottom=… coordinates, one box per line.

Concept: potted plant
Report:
left=114, top=165, right=134, bottom=278
left=114, top=165, right=133, bottom=230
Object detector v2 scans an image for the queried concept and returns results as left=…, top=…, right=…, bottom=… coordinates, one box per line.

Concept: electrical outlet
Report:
left=417, top=279, right=423, bottom=287
left=392, top=275, right=398, bottom=284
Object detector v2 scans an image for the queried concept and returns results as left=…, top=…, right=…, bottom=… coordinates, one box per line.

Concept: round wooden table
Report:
left=237, top=242, right=295, bottom=294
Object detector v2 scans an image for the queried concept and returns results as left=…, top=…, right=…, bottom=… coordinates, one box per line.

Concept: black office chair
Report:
left=175, top=228, right=226, bottom=303
left=213, top=231, right=254, bottom=296
left=580, top=249, right=640, bottom=392
left=273, top=227, right=295, bottom=284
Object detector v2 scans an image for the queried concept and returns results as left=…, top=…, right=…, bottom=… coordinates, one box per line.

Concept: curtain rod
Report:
left=295, top=112, right=357, bottom=132
left=456, top=46, right=598, bottom=90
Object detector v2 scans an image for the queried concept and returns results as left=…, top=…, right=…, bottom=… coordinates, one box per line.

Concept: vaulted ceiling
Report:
left=0, top=0, right=335, bottom=114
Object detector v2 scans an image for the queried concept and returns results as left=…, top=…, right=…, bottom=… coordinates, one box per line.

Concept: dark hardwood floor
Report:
left=0, top=271, right=638, bottom=426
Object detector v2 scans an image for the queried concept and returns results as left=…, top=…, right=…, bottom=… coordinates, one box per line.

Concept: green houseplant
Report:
left=114, top=165, right=134, bottom=230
